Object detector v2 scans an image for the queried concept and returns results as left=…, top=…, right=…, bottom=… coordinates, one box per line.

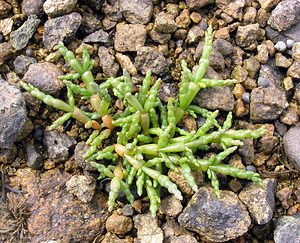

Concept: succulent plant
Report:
left=21, top=26, right=265, bottom=216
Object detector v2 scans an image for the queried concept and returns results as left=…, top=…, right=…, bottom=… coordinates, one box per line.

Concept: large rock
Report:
left=120, top=0, right=153, bottom=24
left=283, top=127, right=300, bottom=172
left=195, top=86, right=235, bottom=111
left=43, top=12, right=82, bottom=50
left=114, top=23, right=147, bottom=52
left=9, top=168, right=108, bottom=242
left=0, top=79, right=27, bottom=149
left=239, top=179, right=277, bottom=224
left=274, top=212, right=300, bottom=243
left=135, top=46, right=171, bottom=75
left=23, top=62, right=64, bottom=96
left=178, top=187, right=251, bottom=242
left=268, top=0, right=300, bottom=32
left=250, top=86, right=288, bottom=122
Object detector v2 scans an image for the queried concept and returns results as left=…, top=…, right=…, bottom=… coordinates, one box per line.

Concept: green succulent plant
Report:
left=21, top=26, right=265, bottom=216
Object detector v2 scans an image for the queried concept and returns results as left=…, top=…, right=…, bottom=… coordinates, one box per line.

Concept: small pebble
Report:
left=286, top=39, right=295, bottom=49
left=274, top=41, right=287, bottom=53
left=242, top=92, right=250, bottom=104
left=123, top=204, right=134, bottom=216
left=25, top=48, right=34, bottom=57
left=246, top=165, right=257, bottom=172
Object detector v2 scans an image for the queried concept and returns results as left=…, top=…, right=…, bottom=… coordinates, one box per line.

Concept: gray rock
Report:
left=162, top=218, right=189, bottom=243
left=186, top=0, right=215, bottom=10
left=195, top=86, right=235, bottom=111
left=257, top=60, right=284, bottom=87
left=80, top=12, right=102, bottom=35
left=135, top=46, right=170, bottom=75
left=159, top=195, right=183, bottom=217
left=154, top=12, right=177, bottom=34
left=170, top=235, right=198, bottom=243
left=242, top=92, right=250, bottom=104
left=74, top=141, right=95, bottom=171
left=0, top=42, right=14, bottom=66
left=10, top=15, right=40, bottom=51
left=13, top=55, right=37, bottom=75
left=236, top=23, right=260, bottom=48
left=26, top=143, right=44, bottom=169
left=0, top=80, right=27, bottom=149
left=250, top=86, right=288, bottom=122
left=158, top=82, right=178, bottom=102
left=186, top=25, right=203, bottom=44
left=22, top=0, right=45, bottom=16
left=238, top=138, right=254, bottom=165
left=287, top=61, right=300, bottom=79
left=83, top=29, right=109, bottom=44
left=149, top=29, right=171, bottom=44
left=105, top=214, right=133, bottom=235
left=283, top=127, right=300, bottom=172
left=120, top=0, right=153, bottom=24
left=178, top=186, right=251, bottom=242
left=212, top=38, right=234, bottom=56
left=274, top=212, right=300, bottom=243
left=98, top=46, right=120, bottom=77
left=122, top=204, right=134, bottom=216
left=23, top=62, right=64, bottom=96
left=43, top=12, right=82, bottom=50
left=66, top=175, right=96, bottom=203
left=43, top=130, right=76, bottom=162
left=284, top=20, right=300, bottom=42
left=274, top=40, right=287, bottom=52
left=43, top=0, right=77, bottom=17
left=134, top=213, right=163, bottom=243
left=268, top=0, right=300, bottom=32
left=114, top=24, right=147, bottom=52
left=239, top=179, right=276, bottom=224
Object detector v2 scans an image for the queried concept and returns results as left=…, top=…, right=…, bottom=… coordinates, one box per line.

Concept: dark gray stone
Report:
left=257, top=60, right=284, bottom=88
left=43, top=130, right=76, bottom=162
left=13, top=55, right=37, bottom=75
left=274, top=213, right=300, bottom=243
left=212, top=38, right=234, bottom=56
left=250, top=86, right=288, bottom=122
left=83, top=29, right=109, bottom=44
left=178, top=186, right=251, bottom=242
left=43, top=12, right=82, bottom=50
left=284, top=21, right=300, bottom=42
left=122, top=204, right=134, bottom=216
left=74, top=141, right=96, bottom=171
left=135, top=46, right=171, bottom=75
left=238, top=138, right=254, bottom=165
left=23, top=62, right=64, bottom=96
left=22, top=0, right=45, bottom=16
left=283, top=127, right=300, bottom=172
left=26, top=143, right=43, bottom=169
left=120, top=0, right=153, bottom=24
left=10, top=15, right=40, bottom=51
left=98, top=46, right=120, bottom=77
left=0, top=79, right=27, bottom=149
left=239, top=178, right=277, bottom=225
left=79, top=13, right=102, bottom=35
left=268, top=0, right=300, bottom=32
left=195, top=86, right=235, bottom=111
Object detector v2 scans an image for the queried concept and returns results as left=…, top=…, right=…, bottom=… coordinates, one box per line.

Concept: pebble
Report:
left=268, top=0, right=300, bottom=32
left=239, top=179, right=277, bottom=224
left=292, top=42, right=300, bottom=62
left=159, top=195, right=183, bottom=217
left=10, top=15, right=40, bottom=51
left=186, top=0, right=214, bottom=10
left=243, top=7, right=257, bottom=24
left=43, top=0, right=77, bottom=17
left=0, top=18, right=14, bottom=36
left=178, top=186, right=251, bottom=242
left=222, top=0, right=245, bottom=21
left=115, top=52, right=137, bottom=76
left=256, top=44, right=269, bottom=64
left=257, top=61, right=283, bottom=87
left=186, top=25, right=203, bottom=44
left=26, top=143, right=44, bottom=169
left=83, top=29, right=109, bottom=44
left=23, top=62, right=64, bottom=96
left=0, top=146, right=17, bottom=164
left=231, top=65, right=248, bottom=83
left=190, top=12, right=201, bottom=24
left=134, top=213, right=163, bottom=243
left=236, top=23, right=260, bottom=49
left=135, top=46, right=170, bottom=75
left=246, top=165, right=257, bottom=172
left=13, top=55, right=37, bottom=75
left=257, top=0, right=281, bottom=11
left=154, top=12, right=177, bottom=34
left=0, top=79, right=27, bottom=149
left=238, top=138, right=254, bottom=164
left=274, top=213, right=300, bottom=243
left=274, top=41, right=287, bottom=52
left=242, top=92, right=250, bottom=104
left=287, top=61, right=300, bottom=79
left=212, top=38, right=234, bottom=56
left=287, top=39, right=295, bottom=48
left=120, top=0, right=153, bottom=24
left=149, top=29, right=171, bottom=44
left=114, top=23, right=147, bottom=52
left=256, top=8, right=269, bottom=28
left=276, top=187, right=293, bottom=209
left=283, top=127, right=300, bottom=172
left=170, top=235, right=198, bottom=243
left=43, top=130, right=76, bottom=162
left=0, top=42, right=14, bottom=66
left=0, top=0, right=11, bottom=16
left=22, top=0, right=45, bottom=15
left=74, top=142, right=95, bottom=171
left=98, top=46, right=120, bottom=77
left=80, top=12, right=102, bottom=35
left=106, top=214, right=133, bottom=235
left=122, top=204, right=134, bottom=216
left=43, top=12, right=82, bottom=50
left=250, top=86, right=288, bottom=122
left=275, top=53, right=293, bottom=68
left=243, top=57, right=260, bottom=79
left=175, top=9, right=191, bottom=29
left=162, top=218, right=189, bottom=242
